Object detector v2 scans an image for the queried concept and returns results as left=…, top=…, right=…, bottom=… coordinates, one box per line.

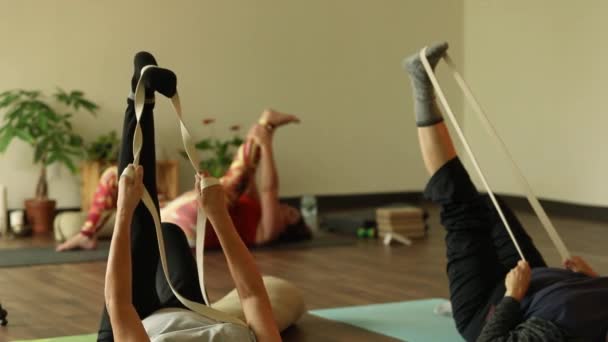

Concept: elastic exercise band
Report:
left=419, top=47, right=571, bottom=262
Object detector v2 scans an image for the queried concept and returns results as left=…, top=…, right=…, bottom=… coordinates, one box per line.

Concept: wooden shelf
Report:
left=80, top=160, right=179, bottom=212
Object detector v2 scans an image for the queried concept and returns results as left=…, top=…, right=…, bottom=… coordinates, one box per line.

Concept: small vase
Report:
left=24, top=198, right=57, bottom=234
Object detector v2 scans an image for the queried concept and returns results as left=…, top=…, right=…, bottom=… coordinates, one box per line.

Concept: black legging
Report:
left=424, top=158, right=547, bottom=342
left=97, top=98, right=205, bottom=342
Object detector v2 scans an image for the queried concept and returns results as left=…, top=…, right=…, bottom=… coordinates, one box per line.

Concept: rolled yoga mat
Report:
left=309, top=298, right=464, bottom=342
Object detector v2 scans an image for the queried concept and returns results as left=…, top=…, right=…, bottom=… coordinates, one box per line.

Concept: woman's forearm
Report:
left=587, top=270, right=600, bottom=278
left=208, top=210, right=268, bottom=299
left=104, top=209, right=134, bottom=306
left=104, top=208, right=151, bottom=341
left=81, top=167, right=118, bottom=236
left=477, top=297, right=523, bottom=342
left=201, top=173, right=280, bottom=341
left=208, top=208, right=281, bottom=341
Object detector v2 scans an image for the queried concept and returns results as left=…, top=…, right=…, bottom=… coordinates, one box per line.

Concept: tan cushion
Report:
left=53, top=211, right=115, bottom=242
left=212, top=276, right=305, bottom=332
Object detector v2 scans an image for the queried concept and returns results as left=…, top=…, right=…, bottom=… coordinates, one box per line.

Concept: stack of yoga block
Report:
left=376, top=206, right=427, bottom=240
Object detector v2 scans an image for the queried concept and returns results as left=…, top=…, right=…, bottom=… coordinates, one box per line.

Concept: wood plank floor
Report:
left=0, top=204, right=607, bottom=342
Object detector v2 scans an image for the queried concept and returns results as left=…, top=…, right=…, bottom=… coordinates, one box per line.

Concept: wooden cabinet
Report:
left=155, top=160, right=179, bottom=207
left=80, top=162, right=107, bottom=212
left=80, top=160, right=179, bottom=211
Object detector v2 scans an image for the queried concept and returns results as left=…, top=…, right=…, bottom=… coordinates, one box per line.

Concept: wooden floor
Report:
left=1, top=204, right=607, bottom=342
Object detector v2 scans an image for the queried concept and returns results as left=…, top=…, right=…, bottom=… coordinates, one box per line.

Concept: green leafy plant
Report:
left=181, top=120, right=243, bottom=178
left=0, top=89, right=98, bottom=199
left=85, top=130, right=120, bottom=164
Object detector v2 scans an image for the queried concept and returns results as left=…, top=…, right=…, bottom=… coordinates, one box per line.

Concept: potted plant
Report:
left=0, top=89, right=98, bottom=233
left=85, top=130, right=120, bottom=165
left=181, top=119, right=243, bottom=177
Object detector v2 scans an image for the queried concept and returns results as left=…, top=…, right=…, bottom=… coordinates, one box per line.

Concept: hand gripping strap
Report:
left=132, top=65, right=246, bottom=326
left=419, top=47, right=571, bottom=262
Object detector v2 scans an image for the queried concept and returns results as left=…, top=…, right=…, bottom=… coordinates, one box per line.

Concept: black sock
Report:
left=131, top=51, right=158, bottom=100
left=142, top=67, right=177, bottom=98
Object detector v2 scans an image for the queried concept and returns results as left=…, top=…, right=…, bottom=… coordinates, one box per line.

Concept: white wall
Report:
left=0, top=0, right=463, bottom=209
left=462, top=0, right=608, bottom=206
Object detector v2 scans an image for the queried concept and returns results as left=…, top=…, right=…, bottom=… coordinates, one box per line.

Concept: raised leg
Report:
left=97, top=52, right=175, bottom=341
left=405, top=42, right=547, bottom=271
left=97, top=98, right=161, bottom=341
left=424, top=157, right=506, bottom=341
left=155, top=223, right=204, bottom=308
left=220, top=109, right=299, bottom=204
left=406, top=44, right=505, bottom=341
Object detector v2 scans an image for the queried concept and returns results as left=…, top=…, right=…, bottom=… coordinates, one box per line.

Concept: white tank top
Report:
left=143, top=308, right=256, bottom=342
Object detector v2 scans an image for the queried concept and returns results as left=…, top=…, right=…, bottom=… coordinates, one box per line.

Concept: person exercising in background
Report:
left=56, top=165, right=118, bottom=251
left=57, top=104, right=309, bottom=252
left=161, top=108, right=311, bottom=248
left=405, top=42, right=608, bottom=341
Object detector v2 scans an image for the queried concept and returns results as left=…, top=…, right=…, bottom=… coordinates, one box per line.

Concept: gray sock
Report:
left=403, top=42, right=449, bottom=127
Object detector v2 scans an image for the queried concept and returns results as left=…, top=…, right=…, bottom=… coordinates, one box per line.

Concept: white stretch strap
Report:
left=131, top=65, right=246, bottom=326
left=419, top=48, right=527, bottom=261
left=419, top=47, right=571, bottom=261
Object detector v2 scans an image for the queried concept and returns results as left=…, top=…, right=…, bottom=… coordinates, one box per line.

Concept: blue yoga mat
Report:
left=310, top=298, right=464, bottom=342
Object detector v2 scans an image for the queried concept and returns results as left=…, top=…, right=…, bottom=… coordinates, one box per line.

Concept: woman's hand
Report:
left=505, top=260, right=531, bottom=302
left=117, top=164, right=144, bottom=217
left=195, top=172, right=228, bottom=218
left=564, top=256, right=599, bottom=277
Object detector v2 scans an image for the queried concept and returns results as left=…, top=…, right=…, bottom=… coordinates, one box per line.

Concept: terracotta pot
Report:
left=24, top=198, right=56, bottom=234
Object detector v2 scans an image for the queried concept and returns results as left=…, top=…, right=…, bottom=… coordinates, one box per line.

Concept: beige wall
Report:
left=6, top=0, right=603, bottom=210
left=0, top=0, right=463, bottom=209
left=462, top=0, right=608, bottom=206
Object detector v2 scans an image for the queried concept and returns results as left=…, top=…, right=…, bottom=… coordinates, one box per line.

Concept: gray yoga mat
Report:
left=0, top=234, right=353, bottom=268
left=0, top=241, right=111, bottom=268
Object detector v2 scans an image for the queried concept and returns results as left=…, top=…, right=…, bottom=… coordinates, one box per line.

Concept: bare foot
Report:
left=260, top=108, right=300, bottom=128
left=56, top=233, right=98, bottom=252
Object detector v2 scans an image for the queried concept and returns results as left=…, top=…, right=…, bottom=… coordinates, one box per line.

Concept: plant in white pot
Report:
left=0, top=89, right=98, bottom=234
